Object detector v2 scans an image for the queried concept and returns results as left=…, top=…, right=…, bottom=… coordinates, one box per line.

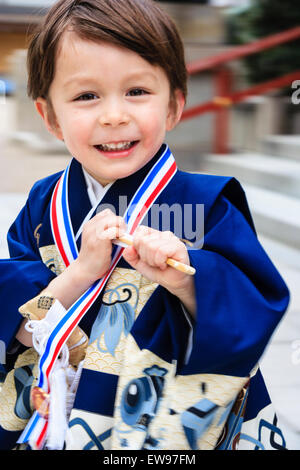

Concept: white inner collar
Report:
left=82, top=167, right=114, bottom=206
left=75, top=167, right=115, bottom=241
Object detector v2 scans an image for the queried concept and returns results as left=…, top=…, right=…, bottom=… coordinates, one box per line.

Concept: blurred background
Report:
left=0, top=0, right=300, bottom=448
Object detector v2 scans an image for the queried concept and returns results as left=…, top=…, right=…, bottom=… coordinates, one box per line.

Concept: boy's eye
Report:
left=127, top=88, right=148, bottom=97
left=75, top=93, right=98, bottom=101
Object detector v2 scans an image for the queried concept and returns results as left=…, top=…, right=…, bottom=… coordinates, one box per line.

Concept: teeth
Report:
left=97, top=141, right=134, bottom=151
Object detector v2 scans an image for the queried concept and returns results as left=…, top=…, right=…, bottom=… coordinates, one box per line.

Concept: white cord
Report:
left=23, top=300, right=83, bottom=449
left=25, top=318, right=70, bottom=366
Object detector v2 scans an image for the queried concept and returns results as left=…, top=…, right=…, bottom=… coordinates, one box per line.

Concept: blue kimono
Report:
left=0, top=144, right=290, bottom=450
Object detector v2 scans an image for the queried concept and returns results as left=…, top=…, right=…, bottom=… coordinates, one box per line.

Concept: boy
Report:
left=0, top=0, right=290, bottom=450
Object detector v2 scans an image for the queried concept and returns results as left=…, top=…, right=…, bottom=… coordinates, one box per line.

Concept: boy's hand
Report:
left=122, top=226, right=196, bottom=316
left=76, top=208, right=127, bottom=283
left=16, top=209, right=126, bottom=347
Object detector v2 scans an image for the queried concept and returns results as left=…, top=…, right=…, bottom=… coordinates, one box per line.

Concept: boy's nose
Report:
left=98, top=102, right=130, bottom=127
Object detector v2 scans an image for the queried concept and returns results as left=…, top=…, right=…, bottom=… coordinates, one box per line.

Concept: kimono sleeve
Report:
left=180, top=179, right=290, bottom=378
left=0, top=188, right=56, bottom=364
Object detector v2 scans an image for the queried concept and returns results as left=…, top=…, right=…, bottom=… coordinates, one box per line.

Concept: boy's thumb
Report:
left=122, top=246, right=139, bottom=266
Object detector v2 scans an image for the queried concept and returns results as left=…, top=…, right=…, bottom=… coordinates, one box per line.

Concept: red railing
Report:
left=181, top=26, right=300, bottom=154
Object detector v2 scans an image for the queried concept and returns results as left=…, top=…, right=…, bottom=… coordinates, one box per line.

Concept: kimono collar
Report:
left=82, top=167, right=114, bottom=207
left=68, top=143, right=170, bottom=239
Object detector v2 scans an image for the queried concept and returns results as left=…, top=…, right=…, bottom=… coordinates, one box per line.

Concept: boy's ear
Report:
left=35, top=97, right=64, bottom=141
left=166, top=89, right=185, bottom=131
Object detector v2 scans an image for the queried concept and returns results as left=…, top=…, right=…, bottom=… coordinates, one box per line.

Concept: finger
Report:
left=134, top=231, right=160, bottom=264
left=132, top=228, right=188, bottom=268
left=96, top=215, right=127, bottom=238
left=122, top=246, right=160, bottom=280
left=96, top=208, right=115, bottom=218
left=152, top=240, right=179, bottom=269
left=97, top=225, right=126, bottom=241
left=143, top=235, right=187, bottom=269
left=83, top=209, right=117, bottom=234
left=136, top=236, right=168, bottom=269
left=153, top=243, right=170, bottom=269
left=122, top=246, right=139, bottom=264
left=133, top=225, right=154, bottom=243
left=134, top=227, right=176, bottom=246
left=132, top=226, right=159, bottom=251
left=160, top=230, right=177, bottom=240
left=95, top=209, right=125, bottom=229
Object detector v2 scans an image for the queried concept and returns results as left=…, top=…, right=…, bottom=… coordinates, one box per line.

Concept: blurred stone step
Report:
left=262, top=135, right=300, bottom=161
left=242, top=185, right=300, bottom=251
left=198, top=152, right=300, bottom=198
left=259, top=235, right=300, bottom=272
left=177, top=149, right=300, bottom=250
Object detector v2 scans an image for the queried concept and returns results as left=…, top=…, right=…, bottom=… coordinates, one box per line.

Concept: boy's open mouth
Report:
left=94, top=141, right=138, bottom=152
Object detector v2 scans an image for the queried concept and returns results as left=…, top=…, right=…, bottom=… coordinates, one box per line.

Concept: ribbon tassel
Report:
left=46, top=365, right=68, bottom=450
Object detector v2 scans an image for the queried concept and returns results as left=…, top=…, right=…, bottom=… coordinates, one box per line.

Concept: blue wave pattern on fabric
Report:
left=13, top=365, right=35, bottom=420
left=89, top=283, right=138, bottom=356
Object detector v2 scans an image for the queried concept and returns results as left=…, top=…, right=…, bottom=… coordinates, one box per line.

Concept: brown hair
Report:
left=27, top=0, right=187, bottom=105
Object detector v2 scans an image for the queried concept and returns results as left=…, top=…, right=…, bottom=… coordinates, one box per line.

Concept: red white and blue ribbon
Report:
left=18, top=144, right=177, bottom=449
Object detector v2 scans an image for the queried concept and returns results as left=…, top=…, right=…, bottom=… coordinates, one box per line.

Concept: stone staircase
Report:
left=178, top=135, right=300, bottom=269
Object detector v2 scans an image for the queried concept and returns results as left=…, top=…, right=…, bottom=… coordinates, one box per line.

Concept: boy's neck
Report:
left=82, top=166, right=113, bottom=188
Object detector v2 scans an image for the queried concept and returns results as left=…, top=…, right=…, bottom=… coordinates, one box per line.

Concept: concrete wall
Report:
left=159, top=2, right=226, bottom=44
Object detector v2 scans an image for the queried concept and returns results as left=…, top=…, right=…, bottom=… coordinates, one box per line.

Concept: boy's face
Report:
left=36, top=32, right=184, bottom=185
